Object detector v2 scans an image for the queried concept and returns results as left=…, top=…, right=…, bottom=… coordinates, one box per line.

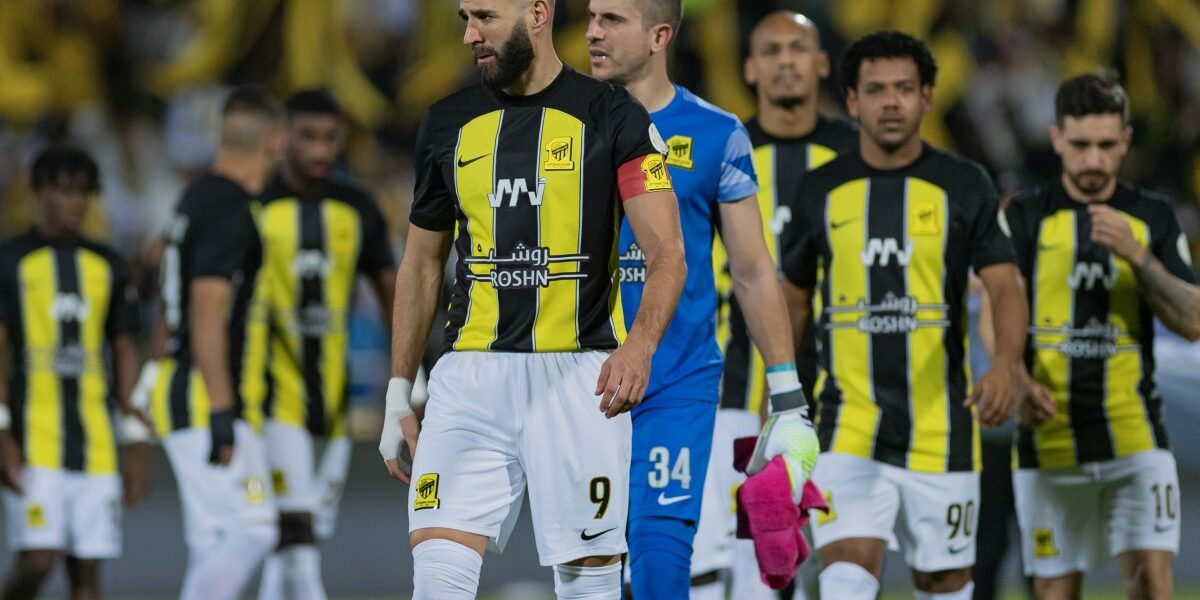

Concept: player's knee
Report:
left=244, top=521, right=281, bottom=556
left=911, top=567, right=972, bottom=594
left=627, top=516, right=694, bottom=598
left=412, top=539, right=482, bottom=600
left=278, top=512, right=316, bottom=548
left=65, top=558, right=102, bottom=597
left=15, top=550, right=57, bottom=582
left=553, top=561, right=621, bottom=600
left=818, top=561, right=879, bottom=600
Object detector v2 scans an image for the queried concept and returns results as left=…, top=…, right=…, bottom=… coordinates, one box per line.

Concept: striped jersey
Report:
left=410, top=65, right=667, bottom=353
left=150, top=173, right=265, bottom=435
left=618, top=85, right=757, bottom=399
left=254, top=176, right=394, bottom=438
left=1006, top=181, right=1194, bottom=470
left=782, top=146, right=1015, bottom=473
left=714, top=116, right=857, bottom=413
left=0, top=230, right=138, bottom=474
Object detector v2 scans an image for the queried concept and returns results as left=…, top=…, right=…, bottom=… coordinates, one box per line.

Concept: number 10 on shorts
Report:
left=648, top=446, right=691, bottom=489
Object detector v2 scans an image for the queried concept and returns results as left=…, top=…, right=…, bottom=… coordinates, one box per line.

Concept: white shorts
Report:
left=408, top=351, right=631, bottom=567
left=810, top=453, right=980, bottom=573
left=163, top=420, right=277, bottom=548
left=2, top=467, right=121, bottom=558
left=692, top=408, right=759, bottom=575
left=264, top=420, right=352, bottom=540
left=1014, top=449, right=1180, bottom=578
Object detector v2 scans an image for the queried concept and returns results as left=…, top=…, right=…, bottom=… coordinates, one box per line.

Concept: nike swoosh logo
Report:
left=1154, top=523, right=1175, bottom=533
left=948, top=543, right=971, bottom=555
left=580, top=527, right=617, bottom=541
left=830, top=218, right=860, bottom=229
left=457, top=153, right=490, bottom=168
left=657, top=493, right=692, bottom=506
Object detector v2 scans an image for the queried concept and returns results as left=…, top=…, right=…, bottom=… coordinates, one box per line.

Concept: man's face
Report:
left=460, top=0, right=536, bottom=90
left=586, top=0, right=654, bottom=86
left=37, top=177, right=92, bottom=235
left=287, top=113, right=345, bottom=183
left=1051, top=114, right=1130, bottom=196
left=846, top=57, right=930, bottom=152
left=744, top=18, right=827, bottom=108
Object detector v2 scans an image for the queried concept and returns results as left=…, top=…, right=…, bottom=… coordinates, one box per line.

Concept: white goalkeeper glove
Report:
left=379, top=377, right=415, bottom=473
left=746, top=365, right=819, bottom=504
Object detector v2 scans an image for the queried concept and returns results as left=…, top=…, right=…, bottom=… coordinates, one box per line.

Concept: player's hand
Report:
left=1089, top=204, right=1146, bottom=265
left=0, top=430, right=23, bottom=493
left=1020, top=377, right=1057, bottom=427
left=595, top=338, right=653, bottom=418
left=967, top=360, right=1022, bottom=427
left=380, top=378, right=419, bottom=484
left=208, top=409, right=235, bottom=466
left=746, top=409, right=819, bottom=504
left=122, top=442, right=150, bottom=506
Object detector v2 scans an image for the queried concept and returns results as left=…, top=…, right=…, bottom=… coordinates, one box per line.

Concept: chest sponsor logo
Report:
left=1067, top=260, right=1118, bottom=291
left=489, top=177, right=547, bottom=208
left=50, top=293, right=90, bottom=322
left=1030, top=318, right=1132, bottom=359
left=824, top=292, right=949, bottom=335
left=861, top=237, right=913, bottom=267
left=769, top=206, right=792, bottom=236
left=465, top=243, right=590, bottom=289
left=293, top=250, right=332, bottom=278
left=544, top=137, right=575, bottom=171
left=665, top=135, right=694, bottom=170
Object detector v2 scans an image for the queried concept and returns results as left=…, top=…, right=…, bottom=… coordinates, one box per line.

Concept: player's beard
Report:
left=477, top=20, right=535, bottom=91
left=1067, top=169, right=1112, bottom=195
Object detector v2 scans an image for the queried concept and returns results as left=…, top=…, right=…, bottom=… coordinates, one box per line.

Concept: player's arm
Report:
left=369, top=268, right=396, bottom=337
left=1089, top=203, right=1200, bottom=341
left=971, top=263, right=1029, bottom=426
left=112, top=333, right=150, bottom=505
left=781, top=281, right=813, bottom=363
left=0, top=324, right=21, bottom=493
left=381, top=225, right=451, bottom=483
left=190, top=277, right=237, bottom=464
left=603, top=187, right=686, bottom=417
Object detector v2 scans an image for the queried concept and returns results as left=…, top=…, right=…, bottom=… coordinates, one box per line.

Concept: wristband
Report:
left=766, top=364, right=806, bottom=414
left=120, top=413, right=153, bottom=444
left=0, top=404, right=10, bottom=430
left=385, top=377, right=415, bottom=419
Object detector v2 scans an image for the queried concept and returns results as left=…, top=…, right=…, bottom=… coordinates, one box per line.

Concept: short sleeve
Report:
left=189, top=205, right=256, bottom=280
left=717, top=124, right=758, bottom=203
left=1152, top=205, right=1197, bottom=284
left=607, top=89, right=665, bottom=168
left=967, top=169, right=1016, bottom=271
left=409, top=113, right=456, bottom=231
left=781, top=186, right=823, bottom=289
left=106, top=255, right=139, bottom=338
left=358, top=198, right=397, bottom=274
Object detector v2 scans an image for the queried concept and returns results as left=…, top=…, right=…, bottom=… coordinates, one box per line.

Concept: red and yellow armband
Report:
left=617, top=153, right=673, bottom=201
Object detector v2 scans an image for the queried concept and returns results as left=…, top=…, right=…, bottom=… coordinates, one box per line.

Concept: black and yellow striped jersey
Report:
left=782, top=146, right=1015, bottom=473
left=150, top=173, right=264, bottom=435
left=410, top=65, right=666, bottom=353
left=253, top=175, right=394, bottom=438
left=1007, top=181, right=1195, bottom=470
left=714, top=116, right=857, bottom=414
left=0, top=230, right=137, bottom=474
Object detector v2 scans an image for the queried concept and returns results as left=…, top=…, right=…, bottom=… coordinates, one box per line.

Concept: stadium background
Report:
left=0, top=0, right=1198, bottom=597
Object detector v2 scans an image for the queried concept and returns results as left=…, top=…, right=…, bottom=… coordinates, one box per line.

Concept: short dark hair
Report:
left=222, top=85, right=283, bottom=120
left=840, top=30, right=937, bottom=93
left=286, top=87, right=344, bottom=118
left=638, top=0, right=683, bottom=32
left=30, top=146, right=100, bottom=193
left=1055, top=73, right=1129, bottom=126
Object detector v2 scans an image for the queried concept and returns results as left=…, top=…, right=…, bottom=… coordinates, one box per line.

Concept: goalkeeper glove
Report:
left=746, top=364, right=819, bottom=504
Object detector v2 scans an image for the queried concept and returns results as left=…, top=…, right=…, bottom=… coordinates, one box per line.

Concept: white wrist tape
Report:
left=0, top=404, right=10, bottom=430
left=379, top=377, right=414, bottom=461
left=131, top=361, right=160, bottom=411
left=120, top=413, right=153, bottom=444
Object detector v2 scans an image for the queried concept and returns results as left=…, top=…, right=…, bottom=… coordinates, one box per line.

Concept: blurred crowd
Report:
left=2, top=0, right=1199, bottom=279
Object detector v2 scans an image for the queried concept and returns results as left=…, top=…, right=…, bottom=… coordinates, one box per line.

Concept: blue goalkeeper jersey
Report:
left=619, top=85, right=758, bottom=400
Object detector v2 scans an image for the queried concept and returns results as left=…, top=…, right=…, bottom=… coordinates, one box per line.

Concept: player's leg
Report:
left=165, top=423, right=278, bottom=600
left=892, top=465, right=979, bottom=599
left=521, top=351, right=630, bottom=599
left=65, top=471, right=122, bottom=600
left=627, top=395, right=718, bottom=599
left=408, top=351, right=528, bottom=600
left=1013, top=466, right=1100, bottom=600
left=1106, top=450, right=1180, bottom=600
left=809, top=454, right=897, bottom=600
left=1, top=467, right=67, bottom=599
left=259, top=419, right=324, bottom=600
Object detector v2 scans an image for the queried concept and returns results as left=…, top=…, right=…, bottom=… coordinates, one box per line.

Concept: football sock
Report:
left=412, top=539, right=482, bottom=600
left=554, top=562, right=622, bottom=599
left=818, top=562, right=879, bottom=600
left=628, top=515, right=695, bottom=599
left=181, top=523, right=277, bottom=600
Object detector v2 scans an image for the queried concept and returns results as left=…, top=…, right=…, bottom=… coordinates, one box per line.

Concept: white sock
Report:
left=182, top=524, right=278, bottom=600
left=818, top=562, right=879, bottom=600
left=553, top=563, right=622, bottom=600
left=280, top=544, right=327, bottom=600
left=412, top=539, right=483, bottom=600
left=690, top=580, right=726, bottom=600
left=258, top=554, right=283, bottom=600
left=914, top=581, right=975, bottom=600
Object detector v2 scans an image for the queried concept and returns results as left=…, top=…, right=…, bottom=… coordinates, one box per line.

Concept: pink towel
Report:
left=732, top=436, right=829, bottom=590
